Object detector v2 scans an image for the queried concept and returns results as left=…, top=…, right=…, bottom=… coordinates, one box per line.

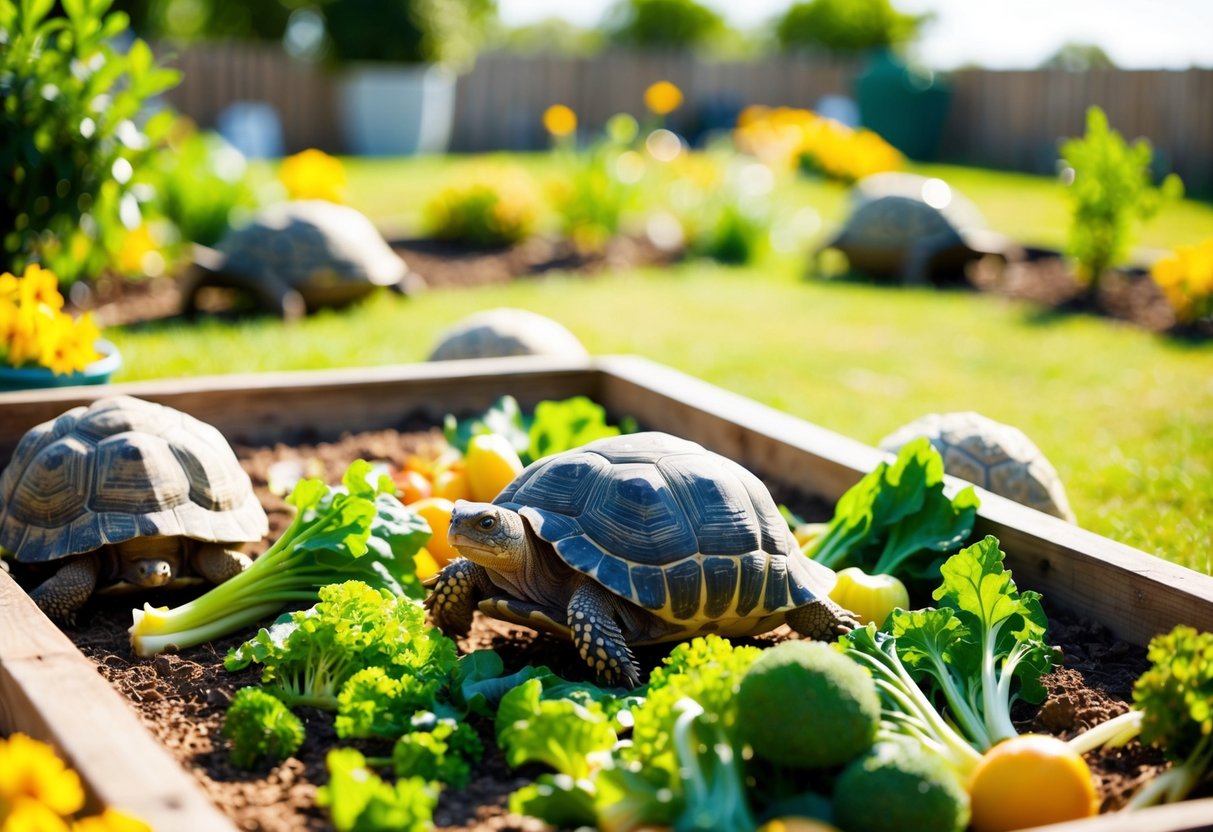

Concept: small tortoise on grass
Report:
left=817, top=173, right=1019, bottom=285
left=0, top=396, right=268, bottom=624
left=181, top=200, right=419, bottom=320
left=879, top=411, right=1076, bottom=522
left=425, top=431, right=858, bottom=686
left=427, top=307, right=588, bottom=361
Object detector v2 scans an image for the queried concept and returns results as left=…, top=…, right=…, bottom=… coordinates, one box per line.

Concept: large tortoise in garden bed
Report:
left=426, top=431, right=858, bottom=686
left=0, top=396, right=268, bottom=624
left=181, top=200, right=419, bottom=320
left=817, top=173, right=1020, bottom=284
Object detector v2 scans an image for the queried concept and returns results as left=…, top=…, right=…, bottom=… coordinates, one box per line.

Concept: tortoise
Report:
left=816, top=173, right=1020, bottom=285
left=427, top=307, right=588, bottom=362
left=0, top=395, right=268, bottom=624
left=879, top=411, right=1076, bottom=522
left=425, top=431, right=858, bottom=686
left=181, top=200, right=420, bottom=321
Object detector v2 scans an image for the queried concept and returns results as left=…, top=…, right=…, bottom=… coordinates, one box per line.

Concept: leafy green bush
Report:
left=548, top=117, right=641, bottom=254
left=604, top=0, right=726, bottom=51
left=1060, top=107, right=1182, bottom=286
left=423, top=165, right=541, bottom=248
left=142, top=118, right=261, bottom=248
left=775, top=0, right=922, bottom=54
left=1, top=0, right=179, bottom=283
left=322, top=0, right=495, bottom=68
left=112, top=0, right=294, bottom=41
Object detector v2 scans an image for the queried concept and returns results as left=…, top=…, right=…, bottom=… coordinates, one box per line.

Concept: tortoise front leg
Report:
left=191, top=544, right=252, bottom=585
left=424, top=558, right=495, bottom=638
left=787, top=596, right=860, bottom=642
left=30, top=556, right=99, bottom=626
left=568, top=580, right=640, bottom=688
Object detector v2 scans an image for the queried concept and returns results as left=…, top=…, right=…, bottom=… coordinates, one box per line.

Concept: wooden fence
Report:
left=159, top=45, right=1213, bottom=192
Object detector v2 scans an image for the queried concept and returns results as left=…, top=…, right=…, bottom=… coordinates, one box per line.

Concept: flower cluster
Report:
left=0, top=733, right=149, bottom=832
left=279, top=149, right=348, bottom=203
left=644, top=80, right=684, bottom=116
left=734, top=106, right=903, bottom=183
left=423, top=165, right=542, bottom=248
left=1152, top=240, right=1213, bottom=324
left=0, top=266, right=102, bottom=375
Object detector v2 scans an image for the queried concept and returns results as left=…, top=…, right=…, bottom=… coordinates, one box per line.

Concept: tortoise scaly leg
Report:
left=425, top=558, right=495, bottom=638
left=191, top=544, right=252, bottom=584
left=567, top=580, right=640, bottom=688
left=787, top=597, right=861, bottom=642
left=30, top=557, right=99, bottom=626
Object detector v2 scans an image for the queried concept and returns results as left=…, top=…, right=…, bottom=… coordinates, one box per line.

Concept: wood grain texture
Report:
left=0, top=570, right=236, bottom=830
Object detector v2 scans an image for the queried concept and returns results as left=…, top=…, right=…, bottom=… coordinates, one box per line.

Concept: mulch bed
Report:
left=17, top=425, right=1173, bottom=832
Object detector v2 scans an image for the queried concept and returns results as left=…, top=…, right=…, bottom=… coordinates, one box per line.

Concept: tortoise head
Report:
left=448, top=501, right=530, bottom=574
left=112, top=536, right=181, bottom=588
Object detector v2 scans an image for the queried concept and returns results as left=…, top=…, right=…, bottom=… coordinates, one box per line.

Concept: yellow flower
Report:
left=1, top=266, right=102, bottom=373
left=0, top=734, right=86, bottom=819
left=3, top=797, right=72, bottom=832
left=116, top=225, right=159, bottom=277
left=644, top=80, right=683, bottom=116
left=71, top=809, right=152, bottom=832
left=20, top=264, right=63, bottom=312
left=279, top=149, right=347, bottom=203
left=542, top=104, right=577, bottom=138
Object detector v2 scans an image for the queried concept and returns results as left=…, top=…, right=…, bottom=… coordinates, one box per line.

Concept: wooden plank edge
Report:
left=0, top=569, right=237, bottom=831
left=1025, top=798, right=1213, bottom=832
left=595, top=355, right=1213, bottom=646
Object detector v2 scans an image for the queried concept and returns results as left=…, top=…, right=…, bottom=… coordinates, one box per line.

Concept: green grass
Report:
left=114, top=155, right=1213, bottom=573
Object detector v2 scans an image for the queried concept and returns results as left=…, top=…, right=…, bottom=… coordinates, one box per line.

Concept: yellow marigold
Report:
left=1152, top=239, right=1213, bottom=322
left=279, top=148, right=347, bottom=203
left=1, top=266, right=102, bottom=374
left=0, top=734, right=86, bottom=819
left=71, top=809, right=152, bottom=832
left=4, top=797, right=72, bottom=832
left=644, top=80, right=683, bottom=116
left=542, top=104, right=577, bottom=138
left=20, top=264, right=63, bottom=312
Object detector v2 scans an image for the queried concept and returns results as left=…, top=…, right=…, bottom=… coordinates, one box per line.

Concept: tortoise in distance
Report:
left=427, top=307, right=589, bottom=362
left=0, top=396, right=268, bottom=624
left=817, top=173, right=1022, bottom=285
left=425, top=431, right=858, bottom=686
left=181, top=200, right=421, bottom=321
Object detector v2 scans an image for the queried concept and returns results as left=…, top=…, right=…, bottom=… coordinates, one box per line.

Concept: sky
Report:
left=497, top=0, right=1213, bottom=70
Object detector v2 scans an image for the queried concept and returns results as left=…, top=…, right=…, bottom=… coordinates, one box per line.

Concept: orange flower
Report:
left=644, top=80, right=683, bottom=116
left=542, top=104, right=577, bottom=138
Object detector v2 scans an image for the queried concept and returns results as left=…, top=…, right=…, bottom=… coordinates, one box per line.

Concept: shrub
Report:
left=1059, top=107, right=1183, bottom=286
left=604, top=0, right=726, bottom=51
left=1152, top=240, right=1213, bottom=324
left=0, top=0, right=179, bottom=283
left=775, top=0, right=922, bottom=54
left=734, top=106, right=902, bottom=183
left=423, top=166, right=541, bottom=248
left=547, top=113, right=642, bottom=255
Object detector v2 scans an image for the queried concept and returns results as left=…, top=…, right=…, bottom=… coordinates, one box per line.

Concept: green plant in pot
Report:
left=319, top=0, right=495, bottom=155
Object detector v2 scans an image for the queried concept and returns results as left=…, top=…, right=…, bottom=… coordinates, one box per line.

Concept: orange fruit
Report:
left=408, top=497, right=459, bottom=566
left=968, top=734, right=1098, bottom=832
left=432, top=467, right=471, bottom=502
left=393, top=469, right=433, bottom=505
left=465, top=433, right=524, bottom=502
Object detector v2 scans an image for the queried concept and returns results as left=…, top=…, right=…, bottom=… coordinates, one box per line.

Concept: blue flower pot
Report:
left=0, top=339, right=122, bottom=392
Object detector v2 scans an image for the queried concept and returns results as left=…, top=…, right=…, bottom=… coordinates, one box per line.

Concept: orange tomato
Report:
left=968, top=734, right=1098, bottom=832
left=393, top=469, right=433, bottom=505
left=465, top=433, right=524, bottom=502
left=432, top=467, right=471, bottom=502
left=409, top=497, right=459, bottom=566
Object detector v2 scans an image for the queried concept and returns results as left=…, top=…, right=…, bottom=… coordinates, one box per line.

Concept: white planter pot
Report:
left=337, top=63, right=456, bottom=156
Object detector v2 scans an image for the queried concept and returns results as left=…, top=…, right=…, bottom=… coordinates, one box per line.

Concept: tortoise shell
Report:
left=494, top=432, right=831, bottom=625
left=427, top=307, right=588, bottom=361
left=879, top=411, right=1076, bottom=522
left=215, top=200, right=406, bottom=301
left=0, top=396, right=268, bottom=562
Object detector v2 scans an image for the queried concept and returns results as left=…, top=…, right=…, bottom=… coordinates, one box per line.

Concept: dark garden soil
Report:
left=32, top=426, right=1177, bottom=832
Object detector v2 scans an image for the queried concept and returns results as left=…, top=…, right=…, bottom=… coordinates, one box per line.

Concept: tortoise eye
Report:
left=477, top=516, right=496, bottom=530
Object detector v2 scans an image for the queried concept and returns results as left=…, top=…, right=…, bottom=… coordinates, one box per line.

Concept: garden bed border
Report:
left=1, top=354, right=1212, bottom=831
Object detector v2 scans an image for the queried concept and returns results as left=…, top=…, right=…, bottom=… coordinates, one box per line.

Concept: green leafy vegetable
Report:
left=893, top=536, right=1059, bottom=749
left=381, top=712, right=483, bottom=789
left=316, top=748, right=438, bottom=832
left=221, top=686, right=305, bottom=770
left=130, top=461, right=429, bottom=656
left=1126, top=625, right=1213, bottom=808
left=670, top=697, right=757, bottom=832
left=224, top=581, right=456, bottom=713
left=807, top=438, right=979, bottom=579
left=495, top=678, right=617, bottom=779
left=444, top=394, right=632, bottom=465
left=508, top=774, right=599, bottom=829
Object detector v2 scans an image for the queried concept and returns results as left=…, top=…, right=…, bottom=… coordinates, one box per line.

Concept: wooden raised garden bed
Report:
left=2, top=354, right=1212, bottom=831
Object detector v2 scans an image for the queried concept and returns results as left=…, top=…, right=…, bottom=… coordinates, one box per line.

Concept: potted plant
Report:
left=321, top=0, right=494, bottom=156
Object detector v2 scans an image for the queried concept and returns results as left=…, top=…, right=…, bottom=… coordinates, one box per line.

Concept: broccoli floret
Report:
left=833, top=741, right=969, bottom=832
left=737, top=641, right=880, bottom=768
left=390, top=713, right=484, bottom=789
left=222, top=687, right=305, bottom=770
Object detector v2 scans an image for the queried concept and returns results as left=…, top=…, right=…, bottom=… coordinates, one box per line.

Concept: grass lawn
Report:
left=110, top=155, right=1213, bottom=573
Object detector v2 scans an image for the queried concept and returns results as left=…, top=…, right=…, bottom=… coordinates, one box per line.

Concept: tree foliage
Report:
left=775, top=0, right=923, bottom=54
